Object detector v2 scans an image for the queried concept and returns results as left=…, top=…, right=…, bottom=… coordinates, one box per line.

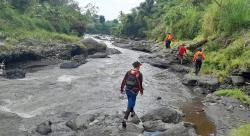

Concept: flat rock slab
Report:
left=60, top=61, right=80, bottom=69
left=182, top=74, right=219, bottom=91
left=140, top=107, right=183, bottom=123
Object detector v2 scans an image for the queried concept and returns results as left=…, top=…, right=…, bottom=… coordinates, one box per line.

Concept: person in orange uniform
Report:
left=164, top=33, right=173, bottom=48
left=193, top=48, right=205, bottom=75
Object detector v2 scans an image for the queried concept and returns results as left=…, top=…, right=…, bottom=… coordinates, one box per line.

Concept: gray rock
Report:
left=36, top=121, right=52, bottom=135
left=81, top=38, right=107, bottom=54
left=182, top=74, right=219, bottom=92
left=143, top=120, right=176, bottom=132
left=204, top=94, right=250, bottom=136
left=231, top=76, right=245, bottom=86
left=140, top=107, right=183, bottom=123
left=106, top=48, right=121, bottom=55
left=169, top=64, right=191, bottom=73
left=4, top=69, right=26, bottom=79
left=66, top=114, right=95, bottom=131
left=60, top=61, right=80, bottom=69
left=71, top=55, right=87, bottom=64
left=193, top=87, right=205, bottom=95
left=156, top=124, right=196, bottom=136
left=88, top=52, right=109, bottom=58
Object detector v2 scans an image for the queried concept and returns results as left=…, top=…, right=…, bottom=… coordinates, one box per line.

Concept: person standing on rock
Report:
left=178, top=43, right=187, bottom=64
left=193, top=48, right=206, bottom=75
left=164, top=33, right=174, bottom=48
left=120, top=61, right=144, bottom=128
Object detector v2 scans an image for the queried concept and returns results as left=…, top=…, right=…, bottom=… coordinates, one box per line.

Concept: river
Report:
left=0, top=36, right=213, bottom=135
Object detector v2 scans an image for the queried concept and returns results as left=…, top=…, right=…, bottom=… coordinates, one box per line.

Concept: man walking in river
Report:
left=120, top=61, right=144, bottom=128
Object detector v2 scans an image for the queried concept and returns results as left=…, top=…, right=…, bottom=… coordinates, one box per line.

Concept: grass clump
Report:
left=230, top=124, right=250, bottom=136
left=214, top=89, right=250, bottom=106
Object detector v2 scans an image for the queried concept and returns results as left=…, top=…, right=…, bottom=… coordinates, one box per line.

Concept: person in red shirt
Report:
left=120, top=61, right=143, bottom=128
left=178, top=43, right=187, bottom=64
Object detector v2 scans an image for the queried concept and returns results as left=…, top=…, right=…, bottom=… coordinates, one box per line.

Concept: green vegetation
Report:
left=114, top=0, right=250, bottom=80
left=214, top=89, right=250, bottom=106
left=230, top=124, right=250, bottom=136
left=0, top=0, right=116, bottom=47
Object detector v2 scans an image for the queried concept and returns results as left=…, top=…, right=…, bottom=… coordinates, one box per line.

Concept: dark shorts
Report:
left=165, top=41, right=171, bottom=48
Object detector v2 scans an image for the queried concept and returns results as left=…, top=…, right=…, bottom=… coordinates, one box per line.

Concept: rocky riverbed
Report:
left=112, top=37, right=250, bottom=136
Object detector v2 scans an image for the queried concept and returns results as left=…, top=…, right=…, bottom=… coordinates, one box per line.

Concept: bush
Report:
left=202, top=0, right=250, bottom=37
left=230, top=124, right=250, bottom=136
left=214, top=89, right=250, bottom=106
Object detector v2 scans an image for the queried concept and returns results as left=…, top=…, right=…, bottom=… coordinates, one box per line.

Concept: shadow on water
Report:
left=182, top=97, right=215, bottom=136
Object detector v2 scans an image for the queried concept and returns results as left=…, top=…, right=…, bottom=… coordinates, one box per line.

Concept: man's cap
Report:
left=132, top=61, right=142, bottom=67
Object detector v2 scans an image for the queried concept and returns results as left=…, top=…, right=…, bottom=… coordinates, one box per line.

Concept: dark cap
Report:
left=132, top=61, right=142, bottom=68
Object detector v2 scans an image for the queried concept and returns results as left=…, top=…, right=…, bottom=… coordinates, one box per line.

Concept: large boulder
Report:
left=182, top=74, right=219, bottom=92
left=36, top=121, right=52, bottom=135
left=140, top=107, right=183, bottom=123
left=139, top=55, right=170, bottom=69
left=81, top=38, right=107, bottom=54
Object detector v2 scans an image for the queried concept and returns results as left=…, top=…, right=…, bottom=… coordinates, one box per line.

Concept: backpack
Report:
left=126, top=70, right=139, bottom=89
left=196, top=53, right=203, bottom=62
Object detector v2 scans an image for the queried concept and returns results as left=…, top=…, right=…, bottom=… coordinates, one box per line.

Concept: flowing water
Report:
left=0, top=36, right=214, bottom=135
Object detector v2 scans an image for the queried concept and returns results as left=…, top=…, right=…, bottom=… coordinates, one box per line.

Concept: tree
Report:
left=99, top=15, right=105, bottom=24
left=8, top=0, right=36, bottom=12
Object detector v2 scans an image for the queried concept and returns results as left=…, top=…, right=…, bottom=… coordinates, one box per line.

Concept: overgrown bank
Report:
left=114, top=0, right=250, bottom=81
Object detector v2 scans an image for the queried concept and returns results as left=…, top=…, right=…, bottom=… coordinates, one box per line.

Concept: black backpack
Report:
left=196, top=53, right=203, bottom=62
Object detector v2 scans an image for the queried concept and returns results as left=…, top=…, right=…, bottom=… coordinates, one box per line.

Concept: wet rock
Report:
left=88, top=52, right=109, bottom=58
left=106, top=48, right=121, bottom=55
left=60, top=61, right=80, bottom=69
left=66, top=114, right=95, bottom=131
left=143, top=120, right=177, bottom=132
left=193, top=87, right=205, bottom=95
left=169, top=64, right=191, bottom=73
left=84, top=123, right=143, bottom=136
left=4, top=69, right=26, bottom=79
left=36, top=121, right=52, bottom=135
left=156, top=124, right=197, bottom=136
left=71, top=55, right=87, bottom=64
left=139, top=55, right=170, bottom=69
left=231, top=76, right=245, bottom=86
left=140, top=107, right=183, bottom=123
left=57, top=44, right=82, bottom=60
left=113, top=39, right=161, bottom=53
left=182, top=74, right=219, bottom=92
left=81, top=38, right=107, bottom=54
